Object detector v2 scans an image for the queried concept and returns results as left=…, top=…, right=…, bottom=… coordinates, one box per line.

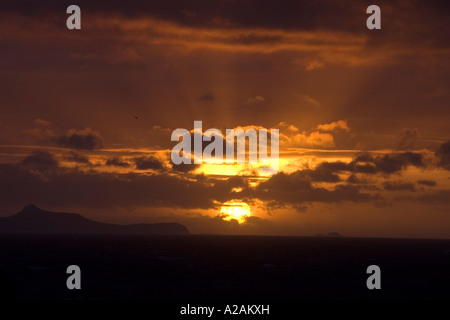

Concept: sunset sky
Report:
left=0, top=0, right=449, bottom=238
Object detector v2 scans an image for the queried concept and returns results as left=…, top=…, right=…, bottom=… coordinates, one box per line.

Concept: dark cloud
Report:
left=21, top=150, right=58, bottom=170
left=347, top=174, right=360, bottom=184
left=417, top=180, right=437, bottom=187
left=0, top=162, right=241, bottom=210
left=241, top=170, right=376, bottom=209
left=373, top=152, right=424, bottom=174
left=133, top=155, right=164, bottom=170
left=0, top=146, right=446, bottom=220
left=308, top=161, right=351, bottom=182
left=383, top=180, right=416, bottom=192
left=235, top=150, right=428, bottom=210
left=1, top=0, right=448, bottom=41
left=54, top=128, right=103, bottom=150
left=105, top=157, right=130, bottom=168
left=198, top=92, right=214, bottom=101
left=436, top=140, right=450, bottom=170
left=397, top=128, right=419, bottom=150
left=352, top=152, right=424, bottom=174
left=171, top=163, right=201, bottom=173
left=64, top=151, right=91, bottom=165
left=243, top=216, right=270, bottom=227
left=295, top=152, right=425, bottom=184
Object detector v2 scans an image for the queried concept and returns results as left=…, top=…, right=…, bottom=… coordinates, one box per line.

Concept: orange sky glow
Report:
left=0, top=0, right=449, bottom=238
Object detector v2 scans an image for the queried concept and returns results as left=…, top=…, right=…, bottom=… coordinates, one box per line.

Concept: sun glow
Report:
left=219, top=200, right=251, bottom=224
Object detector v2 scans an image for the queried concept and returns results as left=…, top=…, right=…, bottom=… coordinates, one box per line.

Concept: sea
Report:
left=0, top=234, right=449, bottom=316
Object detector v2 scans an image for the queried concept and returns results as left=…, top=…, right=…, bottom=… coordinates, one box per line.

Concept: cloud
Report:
left=34, top=118, right=51, bottom=127
left=305, top=60, right=325, bottom=71
left=310, top=161, right=352, bottom=182
left=283, top=131, right=335, bottom=148
left=296, top=94, right=320, bottom=107
left=21, top=150, right=58, bottom=170
left=105, top=157, right=131, bottom=168
left=0, top=1, right=448, bottom=77
left=278, top=122, right=336, bottom=148
left=0, top=11, right=410, bottom=70
left=245, top=96, right=266, bottom=105
left=237, top=150, right=430, bottom=210
left=171, top=163, right=201, bottom=173
left=133, top=155, right=164, bottom=170
left=374, top=152, right=424, bottom=174
left=199, top=92, right=215, bottom=101
left=64, top=151, right=91, bottom=165
left=0, top=162, right=241, bottom=210
left=278, top=123, right=299, bottom=133
left=242, top=171, right=376, bottom=210
left=23, top=124, right=105, bottom=151
left=0, top=146, right=445, bottom=217
left=436, top=140, right=450, bottom=170
left=397, top=128, right=419, bottom=150
left=383, top=181, right=416, bottom=192
left=281, top=151, right=426, bottom=187
left=54, top=128, right=103, bottom=150
left=347, top=174, right=361, bottom=184
left=417, top=180, right=437, bottom=187
left=352, top=152, right=424, bottom=174
left=317, top=120, right=349, bottom=132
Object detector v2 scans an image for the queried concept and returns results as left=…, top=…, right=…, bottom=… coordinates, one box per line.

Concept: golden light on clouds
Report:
left=219, top=200, right=251, bottom=224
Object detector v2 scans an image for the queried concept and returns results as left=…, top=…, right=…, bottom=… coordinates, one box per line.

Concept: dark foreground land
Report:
left=0, top=234, right=449, bottom=301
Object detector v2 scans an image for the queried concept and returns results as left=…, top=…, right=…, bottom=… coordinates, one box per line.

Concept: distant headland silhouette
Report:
left=0, top=204, right=189, bottom=235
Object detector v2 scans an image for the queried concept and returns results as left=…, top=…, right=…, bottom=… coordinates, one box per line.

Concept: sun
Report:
left=219, top=200, right=251, bottom=224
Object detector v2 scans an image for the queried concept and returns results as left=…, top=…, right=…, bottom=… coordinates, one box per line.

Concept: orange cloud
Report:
left=317, top=120, right=349, bottom=132
left=1, top=13, right=440, bottom=68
